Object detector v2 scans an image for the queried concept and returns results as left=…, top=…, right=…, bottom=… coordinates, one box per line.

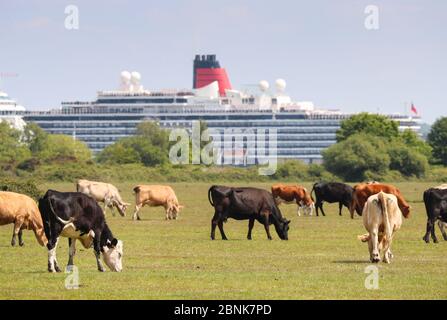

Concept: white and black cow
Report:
left=38, top=190, right=123, bottom=272
left=423, top=188, right=447, bottom=243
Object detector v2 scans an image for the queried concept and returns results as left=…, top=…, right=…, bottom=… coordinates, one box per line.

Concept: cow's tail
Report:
left=208, top=186, right=215, bottom=207
left=378, top=192, right=392, bottom=242
left=310, top=183, right=317, bottom=202
left=47, top=196, right=73, bottom=225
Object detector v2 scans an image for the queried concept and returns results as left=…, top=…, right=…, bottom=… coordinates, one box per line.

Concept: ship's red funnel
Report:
left=193, top=55, right=231, bottom=96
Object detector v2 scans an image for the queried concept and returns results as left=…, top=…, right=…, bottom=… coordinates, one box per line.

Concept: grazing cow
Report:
left=310, top=182, right=353, bottom=216
left=271, top=183, right=314, bottom=216
left=358, top=192, right=403, bottom=263
left=351, top=183, right=410, bottom=219
left=0, top=191, right=47, bottom=247
left=76, top=179, right=129, bottom=217
left=132, top=185, right=183, bottom=220
left=208, top=185, right=290, bottom=240
left=38, top=190, right=123, bottom=272
left=422, top=188, right=447, bottom=243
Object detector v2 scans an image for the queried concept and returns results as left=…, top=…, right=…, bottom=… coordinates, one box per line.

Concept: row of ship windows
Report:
left=53, top=132, right=336, bottom=142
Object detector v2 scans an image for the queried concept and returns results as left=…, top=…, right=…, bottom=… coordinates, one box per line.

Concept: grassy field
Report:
left=0, top=181, right=446, bottom=300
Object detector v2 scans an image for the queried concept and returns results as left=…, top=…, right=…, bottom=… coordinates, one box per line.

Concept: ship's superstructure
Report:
left=0, top=91, right=26, bottom=130
left=24, top=55, right=421, bottom=163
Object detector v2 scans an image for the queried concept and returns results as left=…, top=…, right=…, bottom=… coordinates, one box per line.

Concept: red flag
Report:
left=410, top=103, right=418, bottom=115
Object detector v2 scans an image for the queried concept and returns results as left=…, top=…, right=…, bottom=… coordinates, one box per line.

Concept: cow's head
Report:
left=171, top=204, right=184, bottom=219
left=115, top=202, right=130, bottom=217
left=102, top=239, right=123, bottom=272
left=402, top=205, right=411, bottom=218
left=275, top=219, right=290, bottom=240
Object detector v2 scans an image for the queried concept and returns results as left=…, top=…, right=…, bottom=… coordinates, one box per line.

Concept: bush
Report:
left=323, top=134, right=390, bottom=181
left=388, top=144, right=429, bottom=177
left=0, top=178, right=42, bottom=200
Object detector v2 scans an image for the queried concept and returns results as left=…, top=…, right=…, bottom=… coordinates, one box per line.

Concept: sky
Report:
left=0, top=0, right=445, bottom=123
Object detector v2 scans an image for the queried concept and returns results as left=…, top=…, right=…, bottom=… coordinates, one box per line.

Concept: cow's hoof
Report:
left=247, top=237, right=252, bottom=240
left=433, top=238, right=439, bottom=244
left=98, top=268, right=105, bottom=272
left=55, top=266, right=62, bottom=273
left=443, top=235, right=447, bottom=241
left=19, top=242, right=25, bottom=247
left=222, top=238, right=228, bottom=241
left=11, top=241, right=15, bottom=247
left=423, top=236, right=429, bottom=243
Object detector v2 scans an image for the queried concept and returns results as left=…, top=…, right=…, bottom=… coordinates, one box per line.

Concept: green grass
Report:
left=0, top=182, right=446, bottom=299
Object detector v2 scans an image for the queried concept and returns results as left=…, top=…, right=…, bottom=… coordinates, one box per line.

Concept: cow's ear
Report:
left=286, top=220, right=291, bottom=225
left=111, top=238, right=118, bottom=247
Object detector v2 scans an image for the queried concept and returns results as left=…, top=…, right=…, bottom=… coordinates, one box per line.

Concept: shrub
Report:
left=0, top=178, right=42, bottom=200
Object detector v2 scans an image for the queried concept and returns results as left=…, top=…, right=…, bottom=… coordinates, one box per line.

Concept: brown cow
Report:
left=0, top=191, right=47, bottom=247
left=132, top=185, right=184, bottom=220
left=350, top=183, right=410, bottom=219
left=271, top=184, right=314, bottom=216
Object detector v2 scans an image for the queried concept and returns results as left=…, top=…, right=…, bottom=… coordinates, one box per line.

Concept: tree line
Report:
left=0, top=115, right=446, bottom=182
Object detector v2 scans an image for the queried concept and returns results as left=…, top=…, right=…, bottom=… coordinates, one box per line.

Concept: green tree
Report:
left=323, top=134, right=390, bottom=181
left=97, top=121, right=169, bottom=167
left=428, top=117, right=447, bottom=166
left=96, top=142, right=141, bottom=164
left=336, top=113, right=399, bottom=142
left=37, top=134, right=92, bottom=163
left=0, top=122, right=31, bottom=169
left=22, top=123, right=49, bottom=154
left=398, top=129, right=432, bottom=159
left=388, top=143, right=429, bottom=177
left=136, top=121, right=170, bottom=150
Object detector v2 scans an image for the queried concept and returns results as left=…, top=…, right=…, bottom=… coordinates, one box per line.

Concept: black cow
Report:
left=38, top=190, right=123, bottom=272
left=311, top=182, right=353, bottom=216
left=208, top=185, right=290, bottom=240
left=423, top=188, right=447, bottom=243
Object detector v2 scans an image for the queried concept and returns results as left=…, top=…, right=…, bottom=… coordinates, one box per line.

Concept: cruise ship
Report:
left=24, top=55, right=421, bottom=164
left=0, top=91, right=26, bottom=130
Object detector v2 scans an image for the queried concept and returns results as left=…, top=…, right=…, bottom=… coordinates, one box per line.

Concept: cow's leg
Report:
left=315, top=201, right=321, bottom=216
left=132, top=204, right=143, bottom=221
left=423, top=219, right=432, bottom=243
left=210, top=212, right=218, bottom=240
left=48, top=237, right=61, bottom=273
left=319, top=202, right=326, bottom=216
left=67, top=238, right=76, bottom=267
left=11, top=216, right=25, bottom=247
left=370, top=227, right=380, bottom=263
left=338, top=202, right=343, bottom=216
left=165, top=205, right=171, bottom=220
left=217, top=220, right=228, bottom=240
left=93, top=234, right=105, bottom=272
left=430, top=218, right=439, bottom=243
left=18, top=229, right=24, bottom=247
left=247, top=218, right=255, bottom=240
left=261, top=211, right=273, bottom=240
left=438, top=220, right=447, bottom=241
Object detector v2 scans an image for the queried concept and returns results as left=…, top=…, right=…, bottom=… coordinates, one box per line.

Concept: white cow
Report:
left=358, top=191, right=403, bottom=264
left=76, top=180, right=129, bottom=217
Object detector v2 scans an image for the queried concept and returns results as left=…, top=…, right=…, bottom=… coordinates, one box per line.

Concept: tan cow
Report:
left=0, top=191, right=47, bottom=247
left=358, top=191, right=403, bottom=264
left=132, top=185, right=183, bottom=220
left=76, top=179, right=130, bottom=217
left=271, top=183, right=314, bottom=216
